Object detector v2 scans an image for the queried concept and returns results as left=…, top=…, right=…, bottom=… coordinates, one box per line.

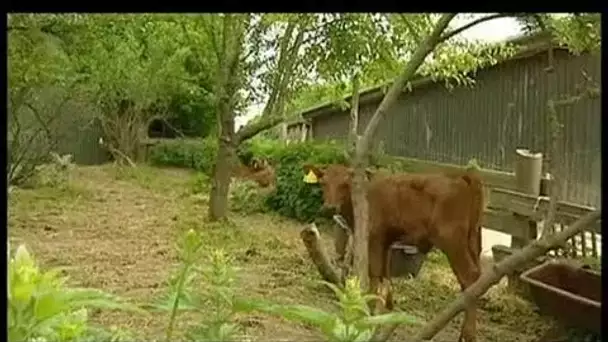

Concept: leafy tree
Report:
left=7, top=14, right=82, bottom=186
left=10, top=14, right=218, bottom=166
left=63, top=14, right=200, bottom=163
left=195, top=13, right=323, bottom=221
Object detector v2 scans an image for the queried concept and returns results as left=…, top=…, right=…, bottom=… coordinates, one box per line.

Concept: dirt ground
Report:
left=8, top=165, right=554, bottom=341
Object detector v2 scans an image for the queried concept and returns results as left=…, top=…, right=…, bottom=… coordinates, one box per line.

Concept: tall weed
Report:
left=8, top=244, right=143, bottom=342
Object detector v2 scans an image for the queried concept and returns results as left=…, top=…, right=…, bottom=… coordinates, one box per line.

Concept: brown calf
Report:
left=303, top=163, right=484, bottom=342
left=233, top=158, right=276, bottom=188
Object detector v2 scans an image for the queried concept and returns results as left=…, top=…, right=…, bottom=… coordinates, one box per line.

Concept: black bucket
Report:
left=390, top=243, right=426, bottom=278
left=332, top=215, right=426, bottom=279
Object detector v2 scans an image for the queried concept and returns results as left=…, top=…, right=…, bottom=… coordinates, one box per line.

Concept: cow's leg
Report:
left=334, top=226, right=349, bottom=263
left=442, top=242, right=481, bottom=342
left=383, top=245, right=394, bottom=310
left=467, top=223, right=482, bottom=271
left=368, top=233, right=389, bottom=314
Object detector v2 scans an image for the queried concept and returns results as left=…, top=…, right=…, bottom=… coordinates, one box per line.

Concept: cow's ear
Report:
left=303, top=164, right=324, bottom=178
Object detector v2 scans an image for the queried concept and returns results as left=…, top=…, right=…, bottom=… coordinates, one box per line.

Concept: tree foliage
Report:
left=7, top=14, right=83, bottom=185
left=8, top=13, right=219, bottom=178
left=203, top=13, right=333, bottom=220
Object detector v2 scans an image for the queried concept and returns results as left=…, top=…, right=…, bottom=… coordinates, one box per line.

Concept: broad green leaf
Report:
left=360, top=311, right=420, bottom=326
left=353, top=329, right=374, bottom=342
left=329, top=318, right=349, bottom=341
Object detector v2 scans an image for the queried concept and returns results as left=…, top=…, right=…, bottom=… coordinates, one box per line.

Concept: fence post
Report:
left=300, top=123, right=308, bottom=142
left=508, top=148, right=543, bottom=290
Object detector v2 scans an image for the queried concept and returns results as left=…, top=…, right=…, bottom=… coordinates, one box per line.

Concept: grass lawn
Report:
left=8, top=164, right=554, bottom=341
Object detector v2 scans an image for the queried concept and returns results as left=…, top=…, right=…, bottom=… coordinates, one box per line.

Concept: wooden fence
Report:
left=385, top=148, right=601, bottom=261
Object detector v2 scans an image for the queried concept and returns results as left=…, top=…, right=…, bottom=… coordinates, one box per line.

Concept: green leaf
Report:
left=330, top=318, right=349, bottom=341
left=360, top=311, right=420, bottom=326
left=13, top=244, right=35, bottom=270
left=62, top=288, right=147, bottom=314
left=353, top=329, right=374, bottom=342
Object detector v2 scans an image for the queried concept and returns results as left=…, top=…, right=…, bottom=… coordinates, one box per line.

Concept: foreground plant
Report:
left=8, top=244, right=143, bottom=342
left=149, top=229, right=245, bottom=342
left=236, top=276, right=420, bottom=342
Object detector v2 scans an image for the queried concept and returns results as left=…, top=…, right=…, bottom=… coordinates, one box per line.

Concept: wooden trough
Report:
left=520, top=260, right=602, bottom=335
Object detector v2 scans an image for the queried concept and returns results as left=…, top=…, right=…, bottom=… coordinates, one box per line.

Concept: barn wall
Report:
left=308, top=50, right=601, bottom=207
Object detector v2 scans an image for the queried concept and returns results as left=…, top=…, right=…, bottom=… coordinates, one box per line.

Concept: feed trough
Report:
left=520, top=260, right=601, bottom=334
left=332, top=215, right=426, bottom=279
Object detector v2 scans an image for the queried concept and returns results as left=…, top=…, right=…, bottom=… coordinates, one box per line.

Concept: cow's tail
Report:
left=461, top=170, right=484, bottom=265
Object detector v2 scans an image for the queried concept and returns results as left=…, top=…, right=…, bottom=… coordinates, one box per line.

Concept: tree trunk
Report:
left=301, top=224, right=343, bottom=286
left=208, top=98, right=236, bottom=221
left=347, top=74, right=363, bottom=286
left=349, top=14, right=456, bottom=293
left=207, top=14, right=243, bottom=221
left=350, top=167, right=370, bottom=291
left=208, top=138, right=235, bottom=221
left=348, top=74, right=360, bottom=156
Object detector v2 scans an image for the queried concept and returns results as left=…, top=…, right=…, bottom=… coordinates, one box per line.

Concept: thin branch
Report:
left=271, top=24, right=306, bottom=119
left=438, top=13, right=512, bottom=44
left=357, top=13, right=456, bottom=158
left=236, top=18, right=306, bottom=143
left=262, top=19, right=298, bottom=119
left=235, top=115, right=285, bottom=143
left=300, top=224, right=344, bottom=286
left=298, top=15, right=343, bottom=47
left=8, top=92, right=69, bottom=184
left=159, top=117, right=186, bottom=138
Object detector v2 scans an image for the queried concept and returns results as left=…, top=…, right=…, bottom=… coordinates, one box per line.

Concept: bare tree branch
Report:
left=300, top=224, right=344, bottom=286
left=261, top=19, right=298, bottom=120
left=236, top=18, right=307, bottom=143
left=235, top=115, right=285, bottom=143
left=357, top=13, right=456, bottom=161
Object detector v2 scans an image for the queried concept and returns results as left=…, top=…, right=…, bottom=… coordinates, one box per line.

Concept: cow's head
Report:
left=303, top=163, right=375, bottom=212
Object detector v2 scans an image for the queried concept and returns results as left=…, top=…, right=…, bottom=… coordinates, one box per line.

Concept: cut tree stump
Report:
left=300, top=223, right=343, bottom=286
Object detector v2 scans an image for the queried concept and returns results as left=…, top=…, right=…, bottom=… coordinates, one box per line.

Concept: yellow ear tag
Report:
left=303, top=170, right=319, bottom=184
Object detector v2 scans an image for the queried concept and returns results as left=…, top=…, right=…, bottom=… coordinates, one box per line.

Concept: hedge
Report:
left=147, top=137, right=358, bottom=222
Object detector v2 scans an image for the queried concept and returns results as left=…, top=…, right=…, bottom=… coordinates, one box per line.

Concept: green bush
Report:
left=236, top=276, right=419, bottom=342
left=148, top=229, right=245, bottom=342
left=148, top=136, right=351, bottom=222
left=189, top=172, right=211, bottom=195
left=148, top=138, right=218, bottom=174
left=229, top=180, right=270, bottom=214
left=254, top=139, right=348, bottom=223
